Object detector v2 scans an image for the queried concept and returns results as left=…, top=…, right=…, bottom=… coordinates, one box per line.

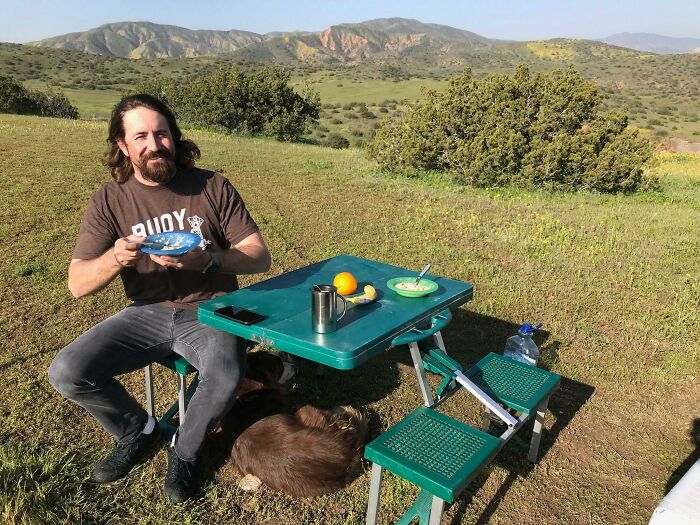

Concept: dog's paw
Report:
left=279, top=361, right=296, bottom=385
left=239, top=474, right=262, bottom=492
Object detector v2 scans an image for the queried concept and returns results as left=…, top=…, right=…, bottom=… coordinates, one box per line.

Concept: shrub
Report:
left=0, top=75, right=40, bottom=114
left=0, top=75, right=78, bottom=119
left=324, top=133, right=350, bottom=149
left=368, top=65, right=653, bottom=193
left=33, top=88, right=79, bottom=119
left=132, top=66, right=320, bottom=142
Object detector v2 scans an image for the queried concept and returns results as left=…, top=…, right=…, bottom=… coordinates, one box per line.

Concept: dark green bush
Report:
left=132, top=66, right=319, bottom=142
left=33, top=88, right=79, bottom=119
left=0, top=75, right=40, bottom=114
left=324, top=133, right=350, bottom=149
left=368, top=65, right=653, bottom=193
left=0, top=75, right=78, bottom=119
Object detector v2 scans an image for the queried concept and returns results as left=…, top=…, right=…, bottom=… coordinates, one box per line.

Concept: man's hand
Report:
left=68, top=235, right=148, bottom=299
left=113, top=236, right=147, bottom=267
left=149, top=249, right=210, bottom=272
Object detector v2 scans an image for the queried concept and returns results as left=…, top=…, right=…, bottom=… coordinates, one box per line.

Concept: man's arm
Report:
left=218, top=231, right=271, bottom=275
left=68, top=237, right=145, bottom=298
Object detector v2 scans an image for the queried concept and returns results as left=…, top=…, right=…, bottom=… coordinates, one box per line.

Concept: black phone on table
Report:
left=214, top=306, right=267, bottom=325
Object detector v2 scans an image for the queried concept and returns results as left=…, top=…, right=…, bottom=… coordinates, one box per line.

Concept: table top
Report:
left=198, top=254, right=473, bottom=369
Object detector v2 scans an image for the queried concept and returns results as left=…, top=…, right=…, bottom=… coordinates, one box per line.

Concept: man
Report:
left=48, top=94, right=271, bottom=503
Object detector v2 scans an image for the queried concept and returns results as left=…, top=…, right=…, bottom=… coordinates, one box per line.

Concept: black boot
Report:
left=164, top=446, right=197, bottom=503
left=91, top=425, right=162, bottom=483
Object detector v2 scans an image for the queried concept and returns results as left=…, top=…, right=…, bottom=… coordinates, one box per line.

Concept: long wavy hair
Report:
left=102, top=94, right=201, bottom=183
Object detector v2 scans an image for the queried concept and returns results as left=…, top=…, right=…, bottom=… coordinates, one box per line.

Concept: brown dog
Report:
left=217, top=351, right=367, bottom=498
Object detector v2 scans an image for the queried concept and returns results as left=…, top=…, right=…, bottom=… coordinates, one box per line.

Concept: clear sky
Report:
left=1, top=0, right=699, bottom=43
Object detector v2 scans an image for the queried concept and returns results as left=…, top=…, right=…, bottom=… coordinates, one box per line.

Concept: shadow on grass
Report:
left=664, top=417, right=700, bottom=495
left=382, top=308, right=595, bottom=524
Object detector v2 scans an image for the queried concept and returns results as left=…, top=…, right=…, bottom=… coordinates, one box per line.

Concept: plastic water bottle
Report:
left=503, top=323, right=542, bottom=366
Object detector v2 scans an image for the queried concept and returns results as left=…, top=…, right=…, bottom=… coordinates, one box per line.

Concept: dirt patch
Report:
left=655, top=138, right=700, bottom=154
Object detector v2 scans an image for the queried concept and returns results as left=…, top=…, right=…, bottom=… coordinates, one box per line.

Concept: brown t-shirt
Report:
left=73, top=167, right=259, bottom=308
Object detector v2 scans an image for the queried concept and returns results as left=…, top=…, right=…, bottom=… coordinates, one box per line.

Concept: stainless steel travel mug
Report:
left=311, top=284, right=348, bottom=333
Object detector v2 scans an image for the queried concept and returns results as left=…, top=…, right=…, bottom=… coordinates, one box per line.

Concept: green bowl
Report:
left=387, top=277, right=438, bottom=298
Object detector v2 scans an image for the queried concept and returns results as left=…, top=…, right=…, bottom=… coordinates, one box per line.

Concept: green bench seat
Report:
left=465, top=352, right=560, bottom=416
left=365, top=345, right=560, bottom=524
left=365, top=406, right=501, bottom=503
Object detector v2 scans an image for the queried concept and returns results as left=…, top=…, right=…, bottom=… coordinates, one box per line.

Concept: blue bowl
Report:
left=140, top=231, right=201, bottom=256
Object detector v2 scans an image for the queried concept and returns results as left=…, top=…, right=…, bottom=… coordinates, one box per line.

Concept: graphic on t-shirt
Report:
left=131, top=208, right=187, bottom=238
left=130, top=208, right=211, bottom=249
left=188, top=215, right=212, bottom=249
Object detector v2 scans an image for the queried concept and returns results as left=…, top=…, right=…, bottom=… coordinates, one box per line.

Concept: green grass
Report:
left=1, top=114, right=699, bottom=524
left=292, top=73, right=445, bottom=105
left=22, top=80, right=122, bottom=118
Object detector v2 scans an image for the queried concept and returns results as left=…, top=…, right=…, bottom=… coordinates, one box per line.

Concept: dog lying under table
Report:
left=216, top=350, right=367, bottom=497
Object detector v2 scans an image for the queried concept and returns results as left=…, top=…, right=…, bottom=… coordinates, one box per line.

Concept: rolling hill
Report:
left=598, top=32, right=700, bottom=54
left=27, top=21, right=265, bottom=59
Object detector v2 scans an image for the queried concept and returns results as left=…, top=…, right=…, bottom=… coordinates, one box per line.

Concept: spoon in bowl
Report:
left=415, top=264, right=432, bottom=286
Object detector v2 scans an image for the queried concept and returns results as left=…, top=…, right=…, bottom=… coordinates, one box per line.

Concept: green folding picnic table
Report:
left=195, top=254, right=559, bottom=524
left=198, top=254, right=473, bottom=369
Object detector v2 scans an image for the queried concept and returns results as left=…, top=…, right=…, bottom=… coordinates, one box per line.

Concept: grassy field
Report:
left=292, top=73, right=445, bottom=105
left=0, top=114, right=698, bottom=524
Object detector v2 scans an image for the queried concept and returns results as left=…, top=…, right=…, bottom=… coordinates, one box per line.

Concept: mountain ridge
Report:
left=26, top=19, right=700, bottom=63
left=26, top=18, right=501, bottom=61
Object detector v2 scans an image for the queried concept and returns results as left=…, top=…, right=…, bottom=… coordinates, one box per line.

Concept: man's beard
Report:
left=135, top=150, right=176, bottom=184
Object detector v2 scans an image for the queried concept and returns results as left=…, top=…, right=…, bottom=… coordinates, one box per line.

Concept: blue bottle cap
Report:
left=518, top=323, right=542, bottom=336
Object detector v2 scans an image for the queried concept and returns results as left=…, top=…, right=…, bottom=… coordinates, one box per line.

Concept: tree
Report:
left=0, top=75, right=40, bottom=115
left=132, top=66, right=320, bottom=142
left=0, top=75, right=78, bottom=119
left=368, top=65, right=653, bottom=193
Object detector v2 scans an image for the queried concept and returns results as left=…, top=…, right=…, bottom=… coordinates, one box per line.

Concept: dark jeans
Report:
left=48, top=304, right=245, bottom=462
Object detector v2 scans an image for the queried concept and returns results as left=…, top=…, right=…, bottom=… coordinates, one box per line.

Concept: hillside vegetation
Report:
left=2, top=35, right=699, bottom=142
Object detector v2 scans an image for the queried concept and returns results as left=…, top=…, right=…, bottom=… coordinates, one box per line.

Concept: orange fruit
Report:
left=333, top=272, right=358, bottom=296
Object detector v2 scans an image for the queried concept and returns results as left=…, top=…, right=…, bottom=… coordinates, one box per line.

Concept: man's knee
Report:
left=48, top=351, right=79, bottom=397
left=200, top=357, right=244, bottom=405
left=48, top=347, right=97, bottom=398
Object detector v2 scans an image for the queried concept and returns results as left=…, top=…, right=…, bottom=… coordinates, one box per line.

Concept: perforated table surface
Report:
left=198, top=255, right=473, bottom=369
